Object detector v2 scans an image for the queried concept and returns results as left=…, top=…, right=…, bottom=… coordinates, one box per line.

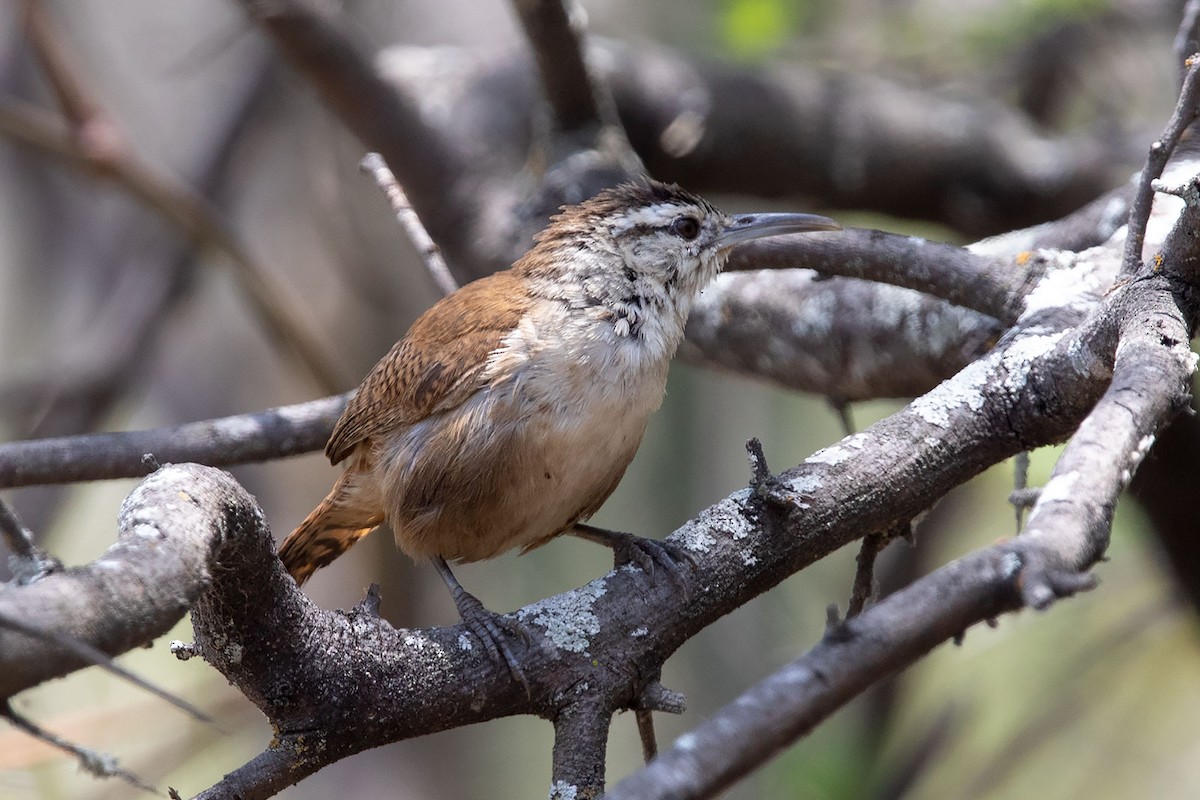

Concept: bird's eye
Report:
left=669, top=216, right=701, bottom=240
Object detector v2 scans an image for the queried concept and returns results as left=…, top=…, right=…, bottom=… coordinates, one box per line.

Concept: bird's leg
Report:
left=431, top=556, right=530, bottom=691
left=571, top=523, right=696, bottom=581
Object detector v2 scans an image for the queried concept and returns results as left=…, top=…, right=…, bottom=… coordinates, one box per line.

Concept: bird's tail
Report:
left=278, top=473, right=385, bottom=585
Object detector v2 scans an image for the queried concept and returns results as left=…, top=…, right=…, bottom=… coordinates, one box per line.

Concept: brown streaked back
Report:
left=325, top=271, right=533, bottom=464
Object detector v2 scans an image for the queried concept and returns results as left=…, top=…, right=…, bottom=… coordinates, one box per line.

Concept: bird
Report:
left=278, top=177, right=838, bottom=678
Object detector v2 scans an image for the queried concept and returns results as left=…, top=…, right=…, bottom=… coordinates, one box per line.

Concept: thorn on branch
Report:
left=827, top=397, right=855, bottom=437
left=1150, top=174, right=1200, bottom=205
left=1009, top=488, right=1040, bottom=530
left=353, top=583, right=383, bottom=617
left=1018, top=566, right=1098, bottom=610
left=746, top=438, right=804, bottom=511
left=170, top=640, right=200, bottom=661
left=636, top=680, right=686, bottom=715
left=823, top=603, right=853, bottom=642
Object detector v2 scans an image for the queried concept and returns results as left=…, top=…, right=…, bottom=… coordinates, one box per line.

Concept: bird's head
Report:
left=526, top=179, right=839, bottom=302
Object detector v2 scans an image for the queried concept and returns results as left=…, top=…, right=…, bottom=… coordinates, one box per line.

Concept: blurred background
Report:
left=2, top=0, right=1199, bottom=798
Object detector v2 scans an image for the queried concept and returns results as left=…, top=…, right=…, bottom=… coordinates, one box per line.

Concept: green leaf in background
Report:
left=720, top=0, right=804, bottom=59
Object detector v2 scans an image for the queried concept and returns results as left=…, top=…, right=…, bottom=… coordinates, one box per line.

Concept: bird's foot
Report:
left=572, top=523, right=695, bottom=582
left=433, top=557, right=531, bottom=692
left=451, top=588, right=531, bottom=689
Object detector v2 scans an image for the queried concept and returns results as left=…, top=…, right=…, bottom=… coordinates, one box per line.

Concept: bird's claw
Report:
left=573, top=524, right=694, bottom=597
left=610, top=532, right=696, bottom=579
left=451, top=587, right=531, bottom=692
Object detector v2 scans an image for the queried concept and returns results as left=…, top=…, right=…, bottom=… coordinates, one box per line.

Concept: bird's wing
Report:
left=325, top=270, right=532, bottom=464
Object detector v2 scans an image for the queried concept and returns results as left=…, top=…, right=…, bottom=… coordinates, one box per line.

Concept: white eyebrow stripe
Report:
left=609, top=203, right=688, bottom=235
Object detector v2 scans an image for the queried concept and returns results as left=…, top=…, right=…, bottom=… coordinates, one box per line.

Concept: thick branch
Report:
left=0, top=466, right=228, bottom=698
left=551, top=699, right=612, bottom=799
left=680, top=273, right=1000, bottom=401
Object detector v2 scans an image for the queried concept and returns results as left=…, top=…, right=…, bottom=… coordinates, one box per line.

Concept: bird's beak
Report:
left=716, top=212, right=841, bottom=250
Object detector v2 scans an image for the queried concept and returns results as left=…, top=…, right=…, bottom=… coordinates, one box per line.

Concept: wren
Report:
left=278, top=178, right=839, bottom=678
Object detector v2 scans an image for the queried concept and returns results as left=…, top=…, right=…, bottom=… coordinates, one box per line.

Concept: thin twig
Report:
left=847, top=532, right=884, bottom=618
left=239, top=0, right=487, bottom=276
left=1176, top=0, right=1200, bottom=83
left=360, top=152, right=458, bottom=296
left=635, top=709, right=657, bottom=762
left=0, top=393, right=348, bottom=489
left=2, top=701, right=157, bottom=794
left=1120, top=53, right=1200, bottom=277
left=0, top=611, right=212, bottom=724
left=847, top=521, right=910, bottom=618
left=0, top=497, right=60, bottom=583
left=1011, top=451, right=1032, bottom=532
left=22, top=0, right=107, bottom=130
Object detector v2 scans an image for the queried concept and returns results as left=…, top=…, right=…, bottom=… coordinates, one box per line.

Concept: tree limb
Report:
left=726, top=228, right=1032, bottom=324
left=511, top=0, right=604, bottom=134
left=0, top=394, right=347, bottom=488
left=0, top=465, right=231, bottom=698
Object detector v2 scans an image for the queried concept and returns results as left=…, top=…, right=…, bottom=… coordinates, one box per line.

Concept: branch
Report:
left=0, top=611, right=208, bottom=722
left=0, top=42, right=278, bottom=442
left=606, top=154, right=1200, bottom=799
left=603, top=538, right=1070, bottom=800
left=680, top=274, right=1001, bottom=401
left=1120, top=54, right=1200, bottom=277
left=1176, top=0, right=1200, bottom=82
left=178, top=267, right=1129, bottom=796
left=0, top=466, right=231, bottom=699
left=726, top=227, right=1032, bottom=323
left=373, top=37, right=1127, bottom=277
left=511, top=0, right=604, bottom=134
left=359, top=152, right=458, bottom=296
left=551, top=698, right=612, bottom=799
left=0, top=394, right=347, bottom=489
left=1018, top=196, right=1200, bottom=605
left=602, top=40, right=1123, bottom=236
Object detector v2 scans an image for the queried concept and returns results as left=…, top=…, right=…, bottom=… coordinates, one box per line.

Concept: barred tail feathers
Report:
left=278, top=473, right=384, bottom=585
